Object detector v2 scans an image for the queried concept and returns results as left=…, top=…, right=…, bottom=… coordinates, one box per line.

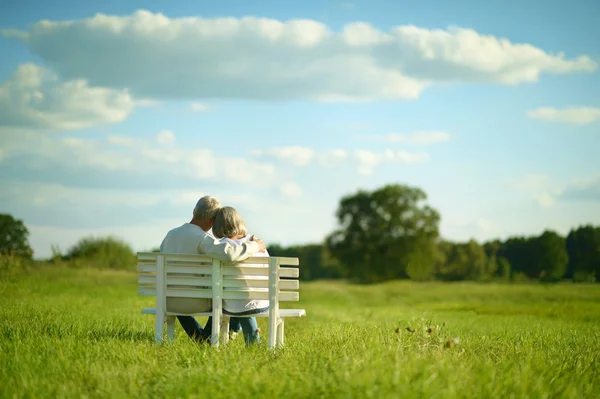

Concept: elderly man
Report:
left=159, top=195, right=266, bottom=343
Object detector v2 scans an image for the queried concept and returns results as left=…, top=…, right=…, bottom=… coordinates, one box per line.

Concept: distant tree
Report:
left=533, top=230, right=569, bottom=282
left=566, top=225, right=600, bottom=282
left=437, top=240, right=487, bottom=281
left=483, top=240, right=501, bottom=259
left=292, top=244, right=322, bottom=281
left=0, top=214, right=33, bottom=258
left=497, top=256, right=511, bottom=280
left=406, top=238, right=441, bottom=281
left=326, top=184, right=440, bottom=283
left=267, top=243, right=344, bottom=281
left=483, top=240, right=502, bottom=279
left=498, top=236, right=537, bottom=278
left=267, top=244, right=298, bottom=258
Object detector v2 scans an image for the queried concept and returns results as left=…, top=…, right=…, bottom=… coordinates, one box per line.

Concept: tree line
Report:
left=1, top=183, right=599, bottom=283
left=268, top=184, right=600, bottom=283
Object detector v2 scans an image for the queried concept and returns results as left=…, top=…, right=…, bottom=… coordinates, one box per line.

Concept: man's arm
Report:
left=198, top=235, right=265, bottom=263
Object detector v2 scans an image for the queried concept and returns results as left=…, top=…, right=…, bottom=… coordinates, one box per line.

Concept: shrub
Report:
left=0, top=253, right=34, bottom=279
left=64, top=236, right=136, bottom=270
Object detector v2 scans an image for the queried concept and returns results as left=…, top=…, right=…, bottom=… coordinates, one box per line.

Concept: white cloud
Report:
left=134, top=98, right=160, bottom=107
left=3, top=128, right=277, bottom=186
left=60, top=136, right=138, bottom=171
left=107, top=134, right=134, bottom=146
left=0, top=63, right=135, bottom=129
left=474, top=218, right=495, bottom=234
left=560, top=175, right=600, bottom=202
left=364, top=131, right=452, bottom=144
left=251, top=146, right=316, bottom=166
left=318, top=149, right=348, bottom=166
left=507, top=173, right=563, bottom=207
left=535, top=193, right=556, bottom=207
left=2, top=181, right=165, bottom=207
left=327, top=121, right=372, bottom=131
left=190, top=103, right=211, bottom=112
left=443, top=217, right=497, bottom=240
left=221, top=158, right=276, bottom=184
left=507, top=173, right=553, bottom=192
left=280, top=182, right=303, bottom=197
left=251, top=146, right=427, bottom=174
left=527, top=106, right=600, bottom=125
left=156, top=129, right=175, bottom=145
left=507, top=173, right=600, bottom=206
left=3, top=11, right=595, bottom=102
left=252, top=147, right=352, bottom=168
left=355, top=149, right=428, bottom=175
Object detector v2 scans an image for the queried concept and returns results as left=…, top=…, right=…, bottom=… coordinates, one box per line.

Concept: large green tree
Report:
left=326, top=184, right=440, bottom=283
left=0, top=214, right=33, bottom=258
left=566, top=225, right=600, bottom=282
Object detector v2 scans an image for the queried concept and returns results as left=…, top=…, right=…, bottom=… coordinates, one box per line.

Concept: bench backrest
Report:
left=137, top=252, right=301, bottom=306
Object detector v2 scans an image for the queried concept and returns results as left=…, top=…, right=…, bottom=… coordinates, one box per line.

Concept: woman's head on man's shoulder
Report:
left=212, top=206, right=247, bottom=240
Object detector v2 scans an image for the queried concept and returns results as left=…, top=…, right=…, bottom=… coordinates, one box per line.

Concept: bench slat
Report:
left=139, top=264, right=298, bottom=278
left=137, top=253, right=300, bottom=267
left=225, top=256, right=299, bottom=266
left=138, top=263, right=213, bottom=274
left=138, top=275, right=299, bottom=290
left=219, top=266, right=299, bottom=279
left=141, top=307, right=306, bottom=318
left=138, top=286, right=299, bottom=301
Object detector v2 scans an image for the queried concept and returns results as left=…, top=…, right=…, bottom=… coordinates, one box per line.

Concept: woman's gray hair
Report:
left=192, top=195, right=221, bottom=221
left=212, top=206, right=247, bottom=239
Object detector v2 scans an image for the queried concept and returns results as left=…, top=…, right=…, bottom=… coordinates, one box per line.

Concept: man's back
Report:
left=160, top=223, right=206, bottom=254
left=159, top=223, right=213, bottom=313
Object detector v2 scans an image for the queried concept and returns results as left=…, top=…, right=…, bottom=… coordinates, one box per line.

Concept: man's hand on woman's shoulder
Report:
left=249, top=235, right=267, bottom=252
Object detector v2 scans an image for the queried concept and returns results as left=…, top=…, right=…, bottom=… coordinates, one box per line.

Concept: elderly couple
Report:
left=159, top=195, right=269, bottom=345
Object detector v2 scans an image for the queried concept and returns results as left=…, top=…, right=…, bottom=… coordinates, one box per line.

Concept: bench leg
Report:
left=155, top=312, right=165, bottom=344
left=211, top=313, right=221, bottom=347
left=276, top=318, right=284, bottom=347
left=166, top=316, right=176, bottom=343
left=220, top=317, right=230, bottom=345
left=268, top=315, right=277, bottom=350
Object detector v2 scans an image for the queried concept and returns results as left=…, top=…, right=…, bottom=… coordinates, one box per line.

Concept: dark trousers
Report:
left=176, top=315, right=262, bottom=345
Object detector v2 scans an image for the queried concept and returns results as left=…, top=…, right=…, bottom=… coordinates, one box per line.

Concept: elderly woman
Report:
left=209, top=206, right=270, bottom=345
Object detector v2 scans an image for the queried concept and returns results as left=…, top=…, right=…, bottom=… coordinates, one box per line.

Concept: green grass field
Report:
left=1, top=266, right=599, bottom=398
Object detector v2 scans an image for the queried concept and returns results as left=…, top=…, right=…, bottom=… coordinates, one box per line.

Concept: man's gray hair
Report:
left=212, top=206, right=247, bottom=239
left=192, top=195, right=221, bottom=220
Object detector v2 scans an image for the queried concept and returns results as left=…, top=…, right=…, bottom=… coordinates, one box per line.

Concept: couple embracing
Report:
left=159, top=195, right=269, bottom=345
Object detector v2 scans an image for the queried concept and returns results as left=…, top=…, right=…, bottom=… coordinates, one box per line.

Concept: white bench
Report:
left=137, top=252, right=306, bottom=349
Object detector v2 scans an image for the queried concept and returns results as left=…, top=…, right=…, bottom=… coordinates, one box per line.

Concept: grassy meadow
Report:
left=1, top=265, right=599, bottom=398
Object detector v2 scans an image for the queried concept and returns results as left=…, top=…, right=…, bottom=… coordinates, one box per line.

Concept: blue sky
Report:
left=1, top=0, right=599, bottom=259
